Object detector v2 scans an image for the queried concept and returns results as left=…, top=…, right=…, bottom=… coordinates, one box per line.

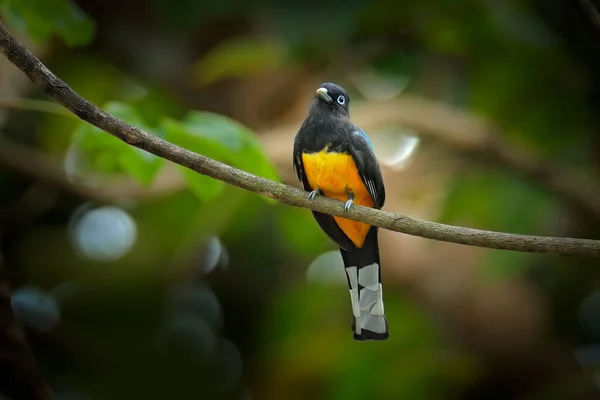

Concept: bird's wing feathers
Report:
left=349, top=129, right=386, bottom=209
left=292, top=135, right=304, bottom=184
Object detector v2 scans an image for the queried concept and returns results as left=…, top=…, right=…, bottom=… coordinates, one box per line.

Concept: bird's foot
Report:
left=308, top=188, right=321, bottom=201
left=344, top=192, right=355, bottom=211
left=344, top=198, right=354, bottom=211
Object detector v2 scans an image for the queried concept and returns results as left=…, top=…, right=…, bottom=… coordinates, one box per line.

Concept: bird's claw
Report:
left=344, top=199, right=354, bottom=211
left=308, top=189, right=321, bottom=201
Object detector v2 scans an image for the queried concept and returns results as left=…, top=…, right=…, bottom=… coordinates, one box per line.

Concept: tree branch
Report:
left=0, top=22, right=599, bottom=257
left=0, top=134, right=185, bottom=202
left=261, top=99, right=600, bottom=221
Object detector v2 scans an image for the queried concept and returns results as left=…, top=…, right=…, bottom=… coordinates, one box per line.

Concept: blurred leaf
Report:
left=191, top=37, right=287, bottom=86
left=72, top=102, right=164, bottom=185
left=180, top=168, right=224, bottom=203
left=183, top=112, right=279, bottom=181
left=163, top=111, right=278, bottom=202
left=39, top=57, right=178, bottom=153
left=0, top=0, right=95, bottom=46
left=11, top=286, right=61, bottom=332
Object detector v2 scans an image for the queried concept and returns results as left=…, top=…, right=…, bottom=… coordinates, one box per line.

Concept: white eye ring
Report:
left=337, top=95, right=346, bottom=105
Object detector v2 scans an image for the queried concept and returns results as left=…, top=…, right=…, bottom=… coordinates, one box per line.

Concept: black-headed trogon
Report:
left=293, top=82, right=388, bottom=341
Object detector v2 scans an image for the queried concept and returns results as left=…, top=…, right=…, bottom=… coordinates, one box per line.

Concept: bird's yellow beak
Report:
left=316, top=87, right=333, bottom=103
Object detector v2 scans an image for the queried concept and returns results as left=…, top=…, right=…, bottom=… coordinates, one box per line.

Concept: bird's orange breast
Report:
left=301, top=149, right=374, bottom=248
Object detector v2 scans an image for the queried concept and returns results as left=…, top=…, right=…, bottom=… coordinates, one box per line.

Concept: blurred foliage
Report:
left=72, top=102, right=165, bottom=185
left=191, top=37, right=288, bottom=87
left=0, top=0, right=94, bottom=46
left=164, top=111, right=279, bottom=202
left=1, top=0, right=600, bottom=399
left=70, top=98, right=278, bottom=201
left=264, top=285, right=478, bottom=399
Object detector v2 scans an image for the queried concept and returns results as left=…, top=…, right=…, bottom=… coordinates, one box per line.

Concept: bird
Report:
left=293, top=82, right=388, bottom=341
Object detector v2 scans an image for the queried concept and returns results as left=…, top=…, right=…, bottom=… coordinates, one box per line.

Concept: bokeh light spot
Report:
left=166, top=282, right=223, bottom=331
left=574, top=345, right=600, bottom=391
left=202, top=236, right=229, bottom=275
left=352, top=70, right=410, bottom=100
left=11, top=286, right=60, bottom=332
left=155, top=311, right=217, bottom=365
left=579, top=290, right=600, bottom=340
left=214, top=338, right=244, bottom=393
left=306, top=251, right=346, bottom=285
left=372, top=128, right=420, bottom=170
left=69, top=204, right=137, bottom=262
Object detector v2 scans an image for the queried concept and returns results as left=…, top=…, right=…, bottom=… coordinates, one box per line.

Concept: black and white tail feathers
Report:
left=340, top=227, right=389, bottom=341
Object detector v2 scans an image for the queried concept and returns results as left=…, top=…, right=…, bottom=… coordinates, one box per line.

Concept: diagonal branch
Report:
left=0, top=134, right=185, bottom=202
left=0, top=22, right=599, bottom=257
left=352, top=101, right=600, bottom=221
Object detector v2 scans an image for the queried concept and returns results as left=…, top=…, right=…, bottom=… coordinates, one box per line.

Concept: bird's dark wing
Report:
left=348, top=128, right=386, bottom=209
left=293, top=135, right=354, bottom=251
left=292, top=135, right=305, bottom=184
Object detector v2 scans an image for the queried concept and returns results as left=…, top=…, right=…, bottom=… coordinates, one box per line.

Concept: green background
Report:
left=1, top=0, right=600, bottom=398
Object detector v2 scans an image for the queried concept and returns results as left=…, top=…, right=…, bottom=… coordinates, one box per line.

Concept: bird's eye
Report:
left=337, top=95, right=346, bottom=105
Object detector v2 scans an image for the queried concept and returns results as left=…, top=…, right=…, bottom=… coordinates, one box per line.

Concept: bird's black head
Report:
left=313, top=82, right=350, bottom=117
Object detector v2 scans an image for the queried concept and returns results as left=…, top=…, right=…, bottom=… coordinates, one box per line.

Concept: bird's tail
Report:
left=340, top=227, right=389, bottom=341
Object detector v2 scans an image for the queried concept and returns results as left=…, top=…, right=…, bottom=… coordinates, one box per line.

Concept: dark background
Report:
left=1, top=0, right=600, bottom=399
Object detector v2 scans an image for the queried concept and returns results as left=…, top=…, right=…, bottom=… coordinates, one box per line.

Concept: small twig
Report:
left=0, top=21, right=599, bottom=256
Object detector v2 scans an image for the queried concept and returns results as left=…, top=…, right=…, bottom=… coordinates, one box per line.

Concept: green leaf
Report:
left=1, top=0, right=95, bottom=46
left=163, top=111, right=278, bottom=202
left=72, top=102, right=163, bottom=185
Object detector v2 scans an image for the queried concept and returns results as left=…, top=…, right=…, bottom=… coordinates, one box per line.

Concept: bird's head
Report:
left=313, top=82, right=350, bottom=117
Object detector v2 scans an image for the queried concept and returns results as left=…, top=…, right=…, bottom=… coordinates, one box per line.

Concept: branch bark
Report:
left=0, top=134, right=184, bottom=202
left=0, top=22, right=599, bottom=257
left=261, top=99, right=600, bottom=221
